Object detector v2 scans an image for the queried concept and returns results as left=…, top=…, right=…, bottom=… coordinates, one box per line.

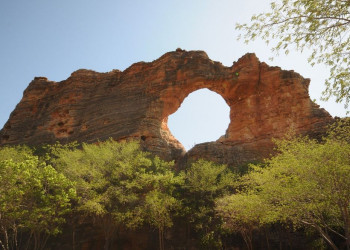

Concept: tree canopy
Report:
left=216, top=121, right=350, bottom=249
left=2, top=129, right=350, bottom=249
left=180, top=159, right=237, bottom=249
left=51, top=139, right=182, bottom=250
left=0, top=153, right=76, bottom=250
left=236, top=0, right=350, bottom=109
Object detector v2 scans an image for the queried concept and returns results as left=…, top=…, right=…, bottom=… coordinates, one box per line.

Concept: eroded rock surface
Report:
left=0, top=49, right=333, bottom=165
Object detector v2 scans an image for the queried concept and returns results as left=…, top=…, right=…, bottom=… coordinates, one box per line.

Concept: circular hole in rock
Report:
left=168, top=88, right=230, bottom=151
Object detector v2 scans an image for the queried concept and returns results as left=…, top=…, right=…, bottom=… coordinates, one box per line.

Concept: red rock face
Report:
left=0, top=50, right=333, bottom=165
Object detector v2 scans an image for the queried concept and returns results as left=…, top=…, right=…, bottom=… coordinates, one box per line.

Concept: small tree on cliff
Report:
left=236, top=0, right=350, bottom=109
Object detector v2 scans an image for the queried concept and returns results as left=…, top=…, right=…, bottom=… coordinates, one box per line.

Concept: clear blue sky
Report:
left=0, top=0, right=346, bottom=150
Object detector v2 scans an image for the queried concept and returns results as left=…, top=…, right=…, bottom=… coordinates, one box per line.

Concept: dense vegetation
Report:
left=0, top=121, right=350, bottom=249
left=216, top=121, right=350, bottom=250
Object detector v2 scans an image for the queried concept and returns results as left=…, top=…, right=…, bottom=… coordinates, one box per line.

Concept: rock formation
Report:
left=0, top=49, right=333, bottom=165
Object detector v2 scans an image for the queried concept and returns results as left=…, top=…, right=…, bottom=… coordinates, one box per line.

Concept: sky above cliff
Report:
left=0, top=0, right=347, bottom=150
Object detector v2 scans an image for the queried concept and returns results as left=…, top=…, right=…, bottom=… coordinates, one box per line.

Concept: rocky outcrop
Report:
left=0, top=49, right=333, bottom=165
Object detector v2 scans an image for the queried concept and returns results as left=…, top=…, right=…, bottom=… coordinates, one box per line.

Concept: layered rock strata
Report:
left=0, top=49, right=333, bottom=165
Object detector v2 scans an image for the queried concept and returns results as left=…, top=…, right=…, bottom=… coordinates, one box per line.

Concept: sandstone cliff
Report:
left=0, top=49, right=333, bottom=165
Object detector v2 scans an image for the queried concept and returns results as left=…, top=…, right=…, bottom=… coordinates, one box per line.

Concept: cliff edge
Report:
left=0, top=49, right=333, bottom=165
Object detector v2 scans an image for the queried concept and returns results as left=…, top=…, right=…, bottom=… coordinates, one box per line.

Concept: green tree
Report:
left=216, top=193, right=272, bottom=250
left=142, top=156, right=183, bottom=250
left=53, top=139, right=180, bottom=250
left=180, top=159, right=237, bottom=249
left=236, top=0, right=350, bottom=108
left=0, top=145, right=33, bottom=162
left=216, top=123, right=350, bottom=249
left=144, top=190, right=180, bottom=250
left=0, top=156, right=76, bottom=250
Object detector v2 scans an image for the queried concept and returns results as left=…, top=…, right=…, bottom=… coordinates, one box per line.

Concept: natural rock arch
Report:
left=167, top=88, right=230, bottom=150
left=0, top=49, right=333, bottom=166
